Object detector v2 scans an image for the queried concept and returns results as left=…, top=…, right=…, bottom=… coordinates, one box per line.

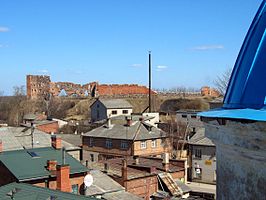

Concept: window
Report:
left=89, top=138, right=93, bottom=147
left=181, top=114, right=187, bottom=118
left=140, top=141, right=147, bottom=149
left=106, top=139, right=112, bottom=148
left=72, top=184, right=79, bottom=194
left=151, top=139, right=157, bottom=148
left=121, top=141, right=128, bottom=150
left=111, top=110, right=117, bottom=115
left=191, top=115, right=197, bottom=119
left=122, top=110, right=128, bottom=114
left=195, top=149, right=202, bottom=159
left=90, top=154, right=94, bottom=162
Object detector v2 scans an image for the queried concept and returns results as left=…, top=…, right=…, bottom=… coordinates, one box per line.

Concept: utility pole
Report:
left=149, top=51, right=152, bottom=113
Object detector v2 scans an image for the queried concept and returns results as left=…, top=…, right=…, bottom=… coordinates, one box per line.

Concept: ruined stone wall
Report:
left=97, top=84, right=155, bottom=96
left=27, top=75, right=154, bottom=99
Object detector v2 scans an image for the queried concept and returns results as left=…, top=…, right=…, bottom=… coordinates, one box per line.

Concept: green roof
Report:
left=0, top=182, right=96, bottom=200
left=0, top=147, right=88, bottom=181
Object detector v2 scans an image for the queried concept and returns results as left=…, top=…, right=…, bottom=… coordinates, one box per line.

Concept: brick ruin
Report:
left=26, top=75, right=154, bottom=99
left=200, top=86, right=220, bottom=98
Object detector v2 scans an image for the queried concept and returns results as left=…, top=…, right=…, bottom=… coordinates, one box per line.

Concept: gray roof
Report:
left=188, top=128, right=215, bottom=146
left=0, top=183, right=96, bottom=200
left=83, top=121, right=167, bottom=141
left=0, top=127, right=79, bottom=151
left=85, top=170, right=124, bottom=196
left=102, top=191, right=143, bottom=200
left=96, top=99, right=133, bottom=109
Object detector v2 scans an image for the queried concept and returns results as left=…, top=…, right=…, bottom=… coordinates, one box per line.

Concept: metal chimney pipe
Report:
left=62, top=147, right=66, bottom=165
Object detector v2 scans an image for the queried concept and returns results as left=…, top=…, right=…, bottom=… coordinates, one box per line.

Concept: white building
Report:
left=90, top=99, right=133, bottom=122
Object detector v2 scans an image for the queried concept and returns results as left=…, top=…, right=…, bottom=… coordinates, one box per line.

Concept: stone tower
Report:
left=26, top=75, right=51, bottom=99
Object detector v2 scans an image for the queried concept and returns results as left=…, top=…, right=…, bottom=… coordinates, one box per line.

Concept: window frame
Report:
left=140, top=141, right=147, bottom=149
left=106, top=139, right=113, bottom=148
left=151, top=139, right=157, bottom=148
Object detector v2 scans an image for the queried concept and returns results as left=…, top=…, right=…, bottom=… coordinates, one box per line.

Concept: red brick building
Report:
left=91, top=156, right=187, bottom=199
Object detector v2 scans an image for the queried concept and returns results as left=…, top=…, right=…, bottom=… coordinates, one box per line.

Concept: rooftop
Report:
left=91, top=157, right=185, bottom=180
left=0, top=147, right=88, bottom=181
left=188, top=128, right=215, bottom=146
left=83, top=121, right=167, bottom=141
left=93, top=99, right=133, bottom=109
left=0, top=127, right=79, bottom=151
left=0, top=182, right=96, bottom=200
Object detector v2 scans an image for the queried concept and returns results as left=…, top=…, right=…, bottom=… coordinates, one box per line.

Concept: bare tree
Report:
left=214, top=68, right=232, bottom=96
left=13, top=85, right=26, bottom=96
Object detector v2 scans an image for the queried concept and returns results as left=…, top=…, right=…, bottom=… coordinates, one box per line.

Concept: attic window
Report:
left=27, top=151, right=40, bottom=158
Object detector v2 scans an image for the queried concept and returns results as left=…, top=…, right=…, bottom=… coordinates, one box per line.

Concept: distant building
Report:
left=82, top=116, right=171, bottom=161
left=188, top=128, right=216, bottom=184
left=90, top=99, right=133, bottom=122
left=22, top=113, right=59, bottom=134
left=200, top=86, right=220, bottom=98
left=0, top=136, right=88, bottom=194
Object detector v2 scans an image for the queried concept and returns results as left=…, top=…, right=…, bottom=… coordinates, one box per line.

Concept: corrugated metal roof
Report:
left=0, top=183, right=96, bottom=200
left=0, top=147, right=88, bottom=181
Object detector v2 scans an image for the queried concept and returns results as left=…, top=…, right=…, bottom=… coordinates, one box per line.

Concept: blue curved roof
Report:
left=200, top=0, right=266, bottom=121
left=223, top=0, right=266, bottom=109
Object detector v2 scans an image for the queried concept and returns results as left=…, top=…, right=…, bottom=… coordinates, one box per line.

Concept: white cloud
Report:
left=38, top=69, right=49, bottom=74
left=190, top=45, right=224, bottom=51
left=0, top=26, right=10, bottom=32
left=156, top=65, right=168, bottom=71
left=130, top=64, right=143, bottom=68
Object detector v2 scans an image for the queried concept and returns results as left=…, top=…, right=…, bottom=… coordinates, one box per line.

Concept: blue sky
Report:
left=0, top=0, right=262, bottom=95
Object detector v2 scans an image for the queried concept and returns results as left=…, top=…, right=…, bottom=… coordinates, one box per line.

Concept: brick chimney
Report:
left=47, top=160, right=57, bottom=171
left=51, top=135, right=61, bottom=149
left=122, top=159, right=128, bottom=186
left=0, top=140, right=2, bottom=153
left=56, top=164, right=71, bottom=192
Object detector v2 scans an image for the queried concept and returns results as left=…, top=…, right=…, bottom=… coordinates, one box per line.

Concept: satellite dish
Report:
left=84, top=174, right=93, bottom=188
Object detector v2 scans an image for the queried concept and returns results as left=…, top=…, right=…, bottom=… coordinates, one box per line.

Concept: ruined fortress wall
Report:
left=26, top=75, right=51, bottom=99
left=97, top=84, right=156, bottom=96
left=26, top=75, right=153, bottom=99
